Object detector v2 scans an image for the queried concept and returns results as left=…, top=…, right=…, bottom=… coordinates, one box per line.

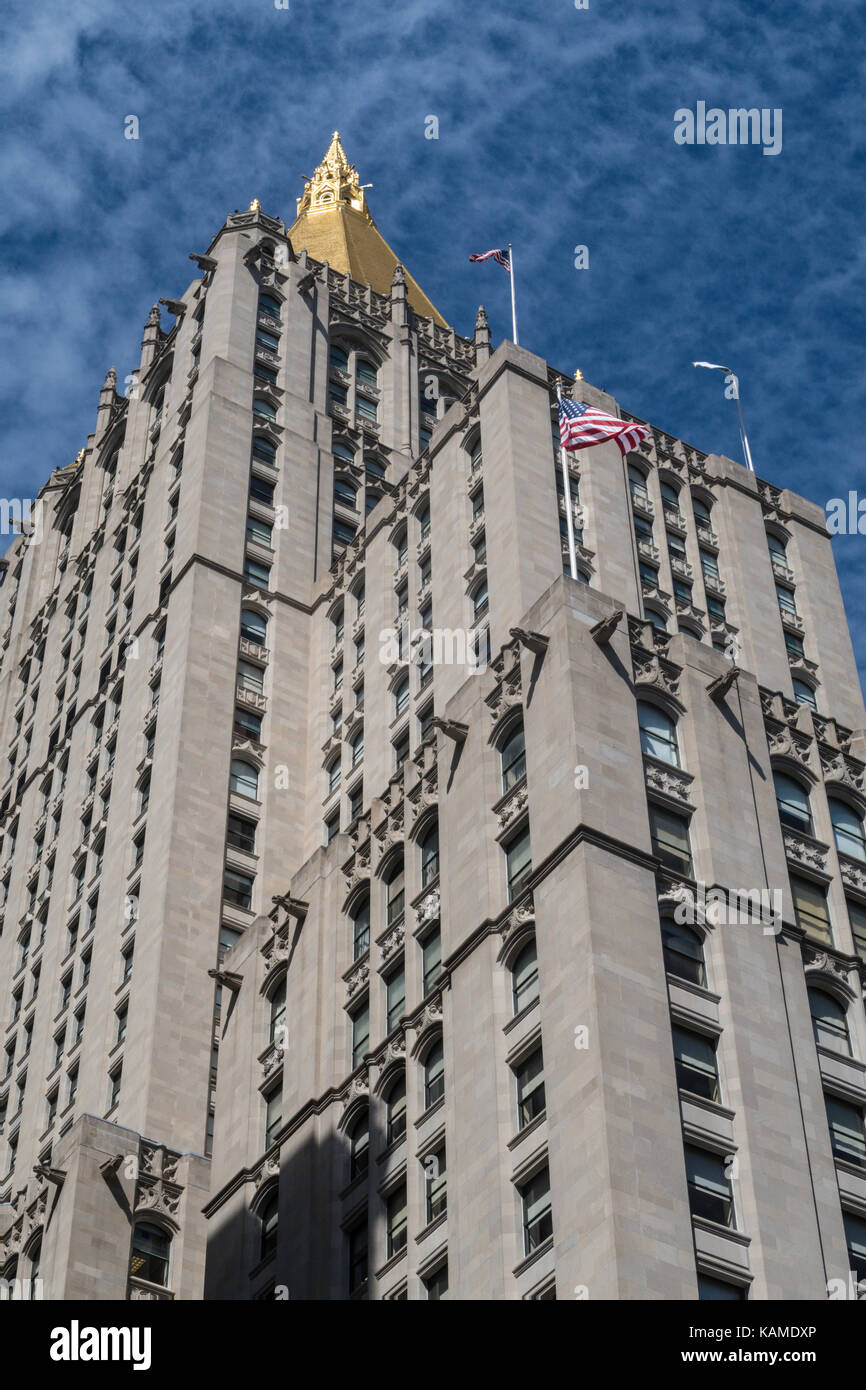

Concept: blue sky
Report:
left=1, top=0, right=864, bottom=691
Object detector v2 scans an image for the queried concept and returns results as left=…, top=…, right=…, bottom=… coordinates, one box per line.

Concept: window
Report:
left=129, top=1222, right=170, bottom=1287
left=325, top=810, right=340, bottom=844
left=351, top=896, right=370, bottom=960
left=698, top=1274, right=746, bottom=1301
left=230, top=759, right=259, bottom=799
left=351, top=1001, right=369, bottom=1068
left=349, top=1109, right=369, bottom=1180
left=264, top=1082, right=282, bottom=1148
left=253, top=398, right=277, bottom=424
left=425, top=1146, right=447, bottom=1223
left=386, top=858, right=405, bottom=927
left=393, top=729, right=410, bottom=769
left=348, top=1222, right=368, bottom=1295
left=115, top=1005, right=128, bottom=1047
left=505, top=825, right=532, bottom=900
left=356, top=358, right=378, bottom=387
left=808, top=988, right=850, bottom=1056
left=385, top=962, right=405, bottom=1032
left=349, top=731, right=364, bottom=769
left=259, top=1190, right=279, bottom=1260
left=521, top=1167, right=553, bottom=1254
left=327, top=756, right=341, bottom=795
left=685, top=1145, right=734, bottom=1226
left=700, top=548, right=720, bottom=580
left=790, top=874, right=832, bottom=942
left=776, top=582, right=797, bottom=616
left=844, top=1212, right=866, bottom=1285
left=826, top=1096, right=866, bottom=1167
left=420, top=822, right=439, bottom=886
left=394, top=676, right=410, bottom=718
left=246, top=516, right=273, bottom=549
left=386, top=1184, right=407, bottom=1257
left=249, top=474, right=275, bottom=507
left=348, top=781, right=363, bottom=822
left=268, top=978, right=286, bottom=1046
left=424, top=1264, right=449, bottom=1300
left=514, top=1047, right=546, bottom=1129
left=673, top=1027, right=720, bottom=1102
left=500, top=723, right=526, bottom=793
left=234, top=707, right=262, bottom=741
left=424, top=1040, right=445, bottom=1109
left=422, top=928, right=442, bottom=996
left=637, top=701, right=679, bottom=766
left=472, top=579, right=489, bottom=620
left=244, top=558, right=271, bottom=588
left=661, top=919, right=706, bottom=986
left=252, top=435, right=277, bottom=469
left=108, top=1065, right=122, bottom=1108
left=512, top=940, right=539, bottom=1015
left=240, top=610, right=267, bottom=645
left=829, top=798, right=866, bottom=863
left=223, top=869, right=254, bottom=910
left=226, top=813, right=256, bottom=853
left=648, top=805, right=692, bottom=877
left=785, top=631, right=805, bottom=660
left=628, top=465, right=650, bottom=503
left=848, top=899, right=866, bottom=966
left=386, top=1073, right=407, bottom=1143
left=334, top=477, right=358, bottom=509
left=792, top=679, right=817, bottom=710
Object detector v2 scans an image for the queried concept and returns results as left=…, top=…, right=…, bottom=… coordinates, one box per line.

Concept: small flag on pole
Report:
left=558, top=397, right=650, bottom=456
left=469, top=247, right=511, bottom=271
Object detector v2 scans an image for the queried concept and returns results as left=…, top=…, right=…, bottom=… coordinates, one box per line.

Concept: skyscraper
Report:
left=2, top=135, right=865, bottom=1303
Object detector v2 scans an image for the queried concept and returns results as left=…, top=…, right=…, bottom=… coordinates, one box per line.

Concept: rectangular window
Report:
left=684, top=1145, right=734, bottom=1226
left=505, top=826, right=533, bottom=901
left=521, top=1167, right=553, bottom=1254
left=348, top=1223, right=368, bottom=1295
left=246, top=516, right=273, bottom=548
left=351, top=1001, right=369, bottom=1068
left=244, top=558, right=271, bottom=588
left=386, top=962, right=406, bottom=1033
left=108, top=1065, right=122, bottom=1109
left=422, top=928, right=442, bottom=996
left=393, top=731, right=410, bottom=770
left=425, top=1147, right=447, bottom=1223
left=264, top=1082, right=282, bottom=1148
left=234, top=706, right=263, bottom=741
left=249, top=475, right=275, bottom=506
left=514, top=1047, right=546, bottom=1129
left=325, top=810, right=340, bottom=844
left=237, top=660, right=264, bottom=694
left=672, top=1027, right=720, bottom=1102
left=649, top=805, right=692, bottom=877
left=847, top=899, right=866, bottom=966
left=226, top=813, right=257, bottom=853
left=223, top=869, right=254, bottom=910
left=424, top=1264, right=449, bottom=1300
left=386, top=1184, right=408, bottom=1257
left=790, top=874, right=832, bottom=943
left=826, top=1096, right=866, bottom=1167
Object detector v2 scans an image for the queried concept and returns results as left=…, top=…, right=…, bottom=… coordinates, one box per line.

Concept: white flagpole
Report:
left=692, top=361, right=755, bottom=473
left=556, top=388, right=578, bottom=581
left=508, top=243, right=519, bottom=345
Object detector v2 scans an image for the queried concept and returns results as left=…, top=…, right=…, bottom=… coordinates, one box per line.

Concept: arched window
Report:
left=500, top=722, right=526, bottom=793
left=349, top=1109, right=369, bottom=1178
left=357, top=359, right=378, bottom=387
left=660, top=479, right=680, bottom=513
left=259, top=1190, right=279, bottom=1260
left=351, top=895, right=370, bottom=959
left=420, top=821, right=439, bottom=887
left=793, top=678, right=817, bottom=710
left=692, top=496, right=713, bottom=528
left=253, top=398, right=277, bottom=421
left=808, top=987, right=851, bottom=1056
left=661, top=919, right=706, bottom=987
left=365, top=455, right=386, bottom=479
left=644, top=607, right=668, bottom=633
left=512, top=940, right=539, bottom=1015
left=240, top=609, right=267, bottom=645
left=385, top=856, right=405, bottom=927
left=129, top=1222, right=171, bottom=1288
left=329, top=344, right=349, bottom=372
left=230, top=759, right=259, bottom=800
left=767, top=531, right=788, bottom=565
left=327, top=755, right=341, bottom=795
left=269, top=977, right=286, bottom=1045
left=637, top=701, right=680, bottom=766
left=829, top=797, right=866, bottom=863
left=628, top=464, right=649, bottom=502
left=333, top=441, right=354, bottom=467
left=386, top=1072, right=407, bottom=1144
left=773, top=771, right=813, bottom=836
left=424, top=1039, right=445, bottom=1108
left=365, top=490, right=382, bottom=516
left=0, top=1257, right=17, bottom=1300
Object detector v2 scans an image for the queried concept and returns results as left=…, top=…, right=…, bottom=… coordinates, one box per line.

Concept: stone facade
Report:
left=1, top=150, right=865, bottom=1302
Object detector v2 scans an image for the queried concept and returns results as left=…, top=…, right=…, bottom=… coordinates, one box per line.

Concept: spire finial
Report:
left=575, top=367, right=584, bottom=381
left=296, top=132, right=371, bottom=221
left=475, top=305, right=489, bottom=330
left=248, top=197, right=261, bottom=213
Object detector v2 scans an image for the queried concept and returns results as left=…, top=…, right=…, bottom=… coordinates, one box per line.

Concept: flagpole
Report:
left=730, top=376, right=755, bottom=473
left=508, top=243, right=519, bottom=345
left=556, top=388, right=578, bottom=581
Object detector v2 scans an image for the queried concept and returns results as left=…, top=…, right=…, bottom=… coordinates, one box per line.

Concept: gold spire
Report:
left=248, top=197, right=262, bottom=212
left=289, top=132, right=447, bottom=327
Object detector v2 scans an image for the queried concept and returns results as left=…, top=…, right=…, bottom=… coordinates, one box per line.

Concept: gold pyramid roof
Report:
left=289, top=132, right=447, bottom=327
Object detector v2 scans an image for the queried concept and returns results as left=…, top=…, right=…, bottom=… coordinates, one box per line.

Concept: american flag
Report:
left=558, top=397, right=651, bottom=456
left=469, top=247, right=511, bottom=272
